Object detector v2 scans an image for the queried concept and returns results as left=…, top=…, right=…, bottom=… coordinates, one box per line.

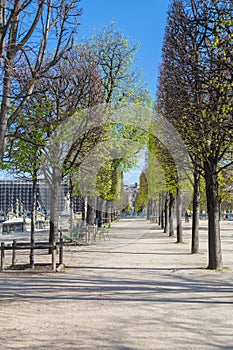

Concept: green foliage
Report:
left=83, top=22, right=151, bottom=106
left=96, top=159, right=121, bottom=201
left=1, top=103, right=50, bottom=179
left=200, top=176, right=207, bottom=212
left=124, top=202, right=131, bottom=213
left=218, top=168, right=233, bottom=210
left=148, top=134, right=178, bottom=196
left=147, top=151, right=167, bottom=199
left=135, top=172, right=148, bottom=212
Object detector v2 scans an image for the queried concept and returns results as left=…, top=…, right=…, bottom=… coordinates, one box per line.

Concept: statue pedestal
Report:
left=59, top=210, right=73, bottom=229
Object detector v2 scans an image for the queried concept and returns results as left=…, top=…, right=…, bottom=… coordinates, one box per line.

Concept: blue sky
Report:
left=77, top=0, right=171, bottom=97
left=77, top=1, right=171, bottom=184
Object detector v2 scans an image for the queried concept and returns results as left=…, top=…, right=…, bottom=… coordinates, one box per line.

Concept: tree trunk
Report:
left=161, top=193, right=165, bottom=230
left=69, top=193, right=74, bottom=229
left=0, top=0, right=20, bottom=160
left=69, top=178, right=74, bottom=228
left=154, top=199, right=158, bottom=223
left=49, top=178, right=60, bottom=251
left=158, top=193, right=161, bottom=226
left=164, top=192, right=169, bottom=234
left=96, top=197, right=103, bottom=228
left=146, top=199, right=151, bottom=220
left=105, top=201, right=112, bottom=224
left=86, top=197, right=95, bottom=225
left=81, top=197, right=86, bottom=223
left=30, top=176, right=37, bottom=268
left=204, top=161, right=223, bottom=270
left=218, top=199, right=222, bottom=221
left=169, top=192, right=175, bottom=237
left=191, top=170, right=200, bottom=254
left=103, top=201, right=108, bottom=224
left=0, top=57, right=14, bottom=160
left=176, top=186, right=183, bottom=243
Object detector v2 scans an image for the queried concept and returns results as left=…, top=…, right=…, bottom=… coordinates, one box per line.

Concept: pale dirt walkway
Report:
left=0, top=218, right=233, bottom=350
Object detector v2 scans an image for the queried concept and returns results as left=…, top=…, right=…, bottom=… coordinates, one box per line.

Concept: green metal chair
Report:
left=96, top=226, right=110, bottom=241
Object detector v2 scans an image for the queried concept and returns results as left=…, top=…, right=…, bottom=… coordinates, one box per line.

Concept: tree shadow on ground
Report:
left=0, top=264, right=233, bottom=305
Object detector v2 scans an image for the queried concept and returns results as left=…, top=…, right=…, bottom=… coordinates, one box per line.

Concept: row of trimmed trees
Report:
left=155, top=0, right=233, bottom=269
left=134, top=0, right=233, bottom=270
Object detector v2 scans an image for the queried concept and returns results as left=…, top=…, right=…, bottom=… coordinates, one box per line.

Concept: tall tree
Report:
left=158, top=0, right=233, bottom=269
left=148, top=134, right=186, bottom=242
left=84, top=23, right=150, bottom=106
left=1, top=102, right=49, bottom=268
left=0, top=0, right=81, bottom=159
left=135, top=171, right=148, bottom=213
left=74, top=24, right=151, bottom=223
left=4, top=44, right=104, bottom=247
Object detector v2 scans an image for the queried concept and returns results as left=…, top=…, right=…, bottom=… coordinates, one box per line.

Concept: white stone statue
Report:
left=64, top=193, right=70, bottom=211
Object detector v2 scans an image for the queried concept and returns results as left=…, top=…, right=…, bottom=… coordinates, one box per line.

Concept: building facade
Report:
left=0, top=179, right=83, bottom=221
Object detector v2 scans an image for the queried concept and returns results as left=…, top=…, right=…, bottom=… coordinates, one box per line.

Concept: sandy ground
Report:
left=0, top=218, right=233, bottom=350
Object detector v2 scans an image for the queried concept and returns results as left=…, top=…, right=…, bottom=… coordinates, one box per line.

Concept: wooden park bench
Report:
left=0, top=239, right=64, bottom=272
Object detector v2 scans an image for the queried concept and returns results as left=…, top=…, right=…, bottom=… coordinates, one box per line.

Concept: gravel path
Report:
left=0, top=218, right=233, bottom=349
